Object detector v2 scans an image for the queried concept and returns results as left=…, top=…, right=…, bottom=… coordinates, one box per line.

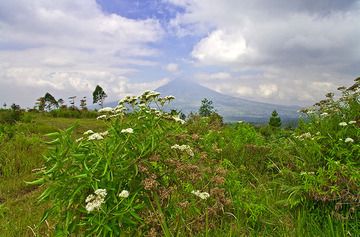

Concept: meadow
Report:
left=0, top=79, right=359, bottom=236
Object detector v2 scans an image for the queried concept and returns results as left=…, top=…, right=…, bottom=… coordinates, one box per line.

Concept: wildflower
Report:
left=98, top=107, right=113, bottom=113
left=349, top=120, right=356, bottom=124
left=76, top=137, right=84, bottom=142
left=99, top=131, right=109, bottom=136
left=85, top=189, right=107, bottom=213
left=295, top=132, right=312, bottom=140
left=118, top=190, right=130, bottom=198
left=171, top=144, right=194, bottom=157
left=320, top=112, right=328, bottom=117
left=83, top=130, right=94, bottom=135
left=345, top=137, right=354, bottom=143
left=237, top=120, right=244, bottom=123
left=121, top=128, right=134, bottom=134
left=164, top=95, right=175, bottom=100
left=96, top=115, right=107, bottom=120
left=339, top=122, right=347, bottom=126
left=88, top=133, right=104, bottom=141
left=172, top=115, right=185, bottom=124
left=191, top=190, right=210, bottom=200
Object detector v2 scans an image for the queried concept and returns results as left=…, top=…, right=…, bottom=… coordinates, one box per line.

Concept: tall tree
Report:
left=35, top=97, right=46, bottom=111
left=269, top=110, right=282, bottom=128
left=92, top=85, right=107, bottom=108
left=58, top=98, right=66, bottom=109
left=44, top=92, right=58, bottom=110
left=80, top=96, right=87, bottom=110
left=199, top=98, right=215, bottom=117
left=68, top=96, right=76, bottom=109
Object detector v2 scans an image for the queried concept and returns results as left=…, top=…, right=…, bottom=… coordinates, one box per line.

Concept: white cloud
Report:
left=168, top=0, right=360, bottom=105
left=192, top=30, right=250, bottom=64
left=0, top=0, right=164, bottom=106
left=165, top=63, right=180, bottom=73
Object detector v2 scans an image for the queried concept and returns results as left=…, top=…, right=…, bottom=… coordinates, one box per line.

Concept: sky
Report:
left=0, top=0, right=359, bottom=108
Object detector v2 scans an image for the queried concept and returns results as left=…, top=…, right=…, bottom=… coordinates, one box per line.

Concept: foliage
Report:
left=269, top=110, right=282, bottom=128
left=1, top=78, right=359, bottom=236
left=0, top=104, right=23, bottom=124
left=92, top=85, right=107, bottom=108
left=198, top=98, right=215, bottom=117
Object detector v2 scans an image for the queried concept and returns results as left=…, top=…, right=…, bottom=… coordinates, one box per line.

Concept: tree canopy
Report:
left=199, top=98, right=215, bottom=117
left=92, top=85, right=107, bottom=108
left=269, top=110, right=282, bottom=128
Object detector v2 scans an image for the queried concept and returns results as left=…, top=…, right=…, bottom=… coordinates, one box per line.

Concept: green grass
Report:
left=0, top=83, right=359, bottom=237
left=0, top=114, right=107, bottom=236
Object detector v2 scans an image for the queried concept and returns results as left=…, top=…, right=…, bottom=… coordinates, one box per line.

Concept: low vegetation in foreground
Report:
left=0, top=78, right=359, bottom=236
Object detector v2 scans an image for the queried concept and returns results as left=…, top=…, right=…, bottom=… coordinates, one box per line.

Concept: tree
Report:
left=269, top=110, right=282, bottom=128
left=92, top=85, right=107, bottom=108
left=80, top=96, right=87, bottom=110
left=58, top=98, right=66, bottom=109
left=199, top=98, right=215, bottom=117
left=44, top=92, right=58, bottom=110
left=35, top=97, right=46, bottom=111
left=68, top=96, right=76, bottom=109
left=3, top=102, right=6, bottom=109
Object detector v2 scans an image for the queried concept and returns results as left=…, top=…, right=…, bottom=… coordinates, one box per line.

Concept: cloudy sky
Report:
left=0, top=0, right=359, bottom=108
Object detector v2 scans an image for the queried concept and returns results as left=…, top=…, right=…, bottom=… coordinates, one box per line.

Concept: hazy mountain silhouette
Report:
left=105, top=79, right=300, bottom=123
left=155, top=79, right=300, bottom=123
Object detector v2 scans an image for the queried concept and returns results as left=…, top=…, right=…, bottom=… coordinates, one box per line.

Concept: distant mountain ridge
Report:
left=105, top=79, right=300, bottom=123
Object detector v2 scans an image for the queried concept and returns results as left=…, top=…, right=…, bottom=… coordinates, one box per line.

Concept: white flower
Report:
left=88, top=133, right=104, bottom=141
left=94, top=189, right=107, bottom=198
left=237, top=120, right=244, bottom=123
left=76, top=137, right=84, bottom=142
left=98, top=107, right=113, bottom=113
left=339, top=122, right=347, bottom=126
left=85, top=194, right=95, bottom=203
left=85, top=189, right=107, bottom=212
left=100, top=131, right=109, bottom=136
left=97, top=115, right=107, bottom=120
left=171, top=144, right=194, bottom=157
left=320, top=112, right=328, bottom=117
left=349, top=120, right=356, bottom=124
left=172, top=115, right=185, bottom=124
left=83, top=130, right=94, bottom=135
left=121, top=128, right=134, bottom=134
left=345, top=137, right=354, bottom=143
left=118, top=190, right=130, bottom=198
left=191, top=190, right=210, bottom=200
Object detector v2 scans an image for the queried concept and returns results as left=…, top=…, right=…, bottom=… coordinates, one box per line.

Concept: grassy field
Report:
left=0, top=114, right=107, bottom=236
left=0, top=84, right=359, bottom=236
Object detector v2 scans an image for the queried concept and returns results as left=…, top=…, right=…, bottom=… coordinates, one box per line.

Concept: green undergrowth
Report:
left=0, top=78, right=359, bottom=236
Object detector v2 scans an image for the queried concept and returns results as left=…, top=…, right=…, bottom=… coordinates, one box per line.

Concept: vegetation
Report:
left=199, top=98, right=215, bottom=117
left=93, top=85, right=107, bottom=108
left=269, top=110, right=282, bottom=128
left=0, top=78, right=359, bottom=236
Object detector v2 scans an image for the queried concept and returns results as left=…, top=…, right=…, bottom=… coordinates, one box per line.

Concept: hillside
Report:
left=106, top=79, right=300, bottom=123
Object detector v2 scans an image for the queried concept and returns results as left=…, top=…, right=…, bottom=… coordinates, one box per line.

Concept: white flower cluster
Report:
left=339, top=122, right=347, bottom=126
left=85, top=189, right=107, bottom=212
left=121, top=128, right=134, bottom=134
left=345, top=137, right=354, bottom=143
left=320, top=112, right=329, bottom=117
left=171, top=144, right=194, bottom=157
left=88, top=133, right=104, bottom=141
left=82, top=130, right=109, bottom=141
left=295, top=132, right=313, bottom=140
left=96, top=105, right=127, bottom=120
left=172, top=115, right=185, bottom=124
left=349, top=120, right=356, bottom=124
left=118, top=190, right=130, bottom=198
left=191, top=190, right=210, bottom=200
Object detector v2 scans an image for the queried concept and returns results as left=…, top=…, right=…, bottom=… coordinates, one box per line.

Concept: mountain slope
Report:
left=155, top=79, right=300, bottom=123
left=104, top=79, right=300, bottom=123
